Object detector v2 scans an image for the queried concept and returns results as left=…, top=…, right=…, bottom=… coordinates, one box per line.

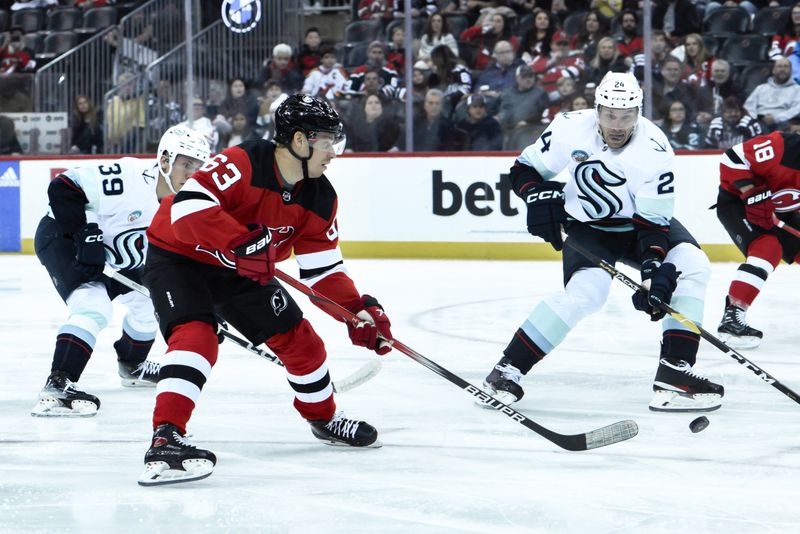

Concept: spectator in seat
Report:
left=744, top=57, right=800, bottom=133
left=496, top=64, right=548, bottom=133
left=218, top=111, right=261, bottom=149
left=259, top=43, right=304, bottom=94
left=70, top=95, right=103, bottom=155
left=651, top=55, right=697, bottom=122
left=476, top=40, right=524, bottom=95
left=216, top=77, right=260, bottom=129
left=302, top=45, right=349, bottom=101
left=413, top=88, right=462, bottom=151
left=345, top=93, right=402, bottom=152
left=179, top=97, right=220, bottom=152
left=0, top=115, right=22, bottom=155
left=386, top=26, right=407, bottom=74
left=705, top=96, right=762, bottom=149
left=519, top=8, right=558, bottom=64
left=769, top=3, right=800, bottom=61
left=459, top=11, right=518, bottom=70
left=616, top=9, right=643, bottom=61
left=530, top=30, right=586, bottom=94
left=357, top=0, right=393, bottom=20
left=569, top=94, right=591, bottom=111
left=660, top=99, right=704, bottom=150
left=105, top=72, right=146, bottom=153
left=428, top=44, right=473, bottom=118
left=573, top=9, right=609, bottom=60
left=652, top=0, right=701, bottom=45
left=705, top=0, right=758, bottom=18
left=0, top=26, right=36, bottom=75
left=541, top=75, right=579, bottom=123
left=631, top=30, right=673, bottom=83
left=456, top=93, right=502, bottom=151
left=297, top=27, right=322, bottom=77
left=255, top=85, right=288, bottom=142
left=419, top=12, right=459, bottom=59
left=346, top=41, right=401, bottom=100
left=585, top=36, right=627, bottom=86
left=699, top=58, right=744, bottom=119
left=680, top=33, right=714, bottom=87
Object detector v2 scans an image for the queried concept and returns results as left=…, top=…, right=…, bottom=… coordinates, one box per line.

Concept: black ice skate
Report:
left=118, top=359, right=160, bottom=387
left=478, top=357, right=524, bottom=408
left=650, top=358, right=724, bottom=412
left=30, top=371, right=100, bottom=417
left=717, top=298, right=763, bottom=350
left=138, top=424, right=217, bottom=486
left=309, top=411, right=380, bottom=448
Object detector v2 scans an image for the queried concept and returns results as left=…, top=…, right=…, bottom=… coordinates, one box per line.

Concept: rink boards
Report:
left=1, top=151, right=740, bottom=260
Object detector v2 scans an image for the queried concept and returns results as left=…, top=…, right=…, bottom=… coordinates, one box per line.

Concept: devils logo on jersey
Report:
left=105, top=227, right=148, bottom=270
left=574, top=161, right=627, bottom=219
left=772, top=189, right=800, bottom=213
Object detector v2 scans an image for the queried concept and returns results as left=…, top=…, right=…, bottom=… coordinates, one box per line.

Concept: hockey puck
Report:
left=689, top=416, right=709, bottom=433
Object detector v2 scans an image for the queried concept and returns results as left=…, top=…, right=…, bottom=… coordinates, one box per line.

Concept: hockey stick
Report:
left=273, top=268, right=638, bottom=451
left=102, top=266, right=381, bottom=393
left=564, top=239, right=800, bottom=405
left=772, top=213, right=800, bottom=238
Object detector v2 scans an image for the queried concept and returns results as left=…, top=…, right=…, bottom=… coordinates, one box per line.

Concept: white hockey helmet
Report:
left=157, top=125, right=211, bottom=190
left=594, top=72, right=643, bottom=110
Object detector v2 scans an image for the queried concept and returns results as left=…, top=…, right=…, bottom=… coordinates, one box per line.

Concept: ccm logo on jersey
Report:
left=746, top=189, right=772, bottom=205
left=526, top=190, right=565, bottom=203
left=772, top=189, right=800, bottom=212
left=84, top=235, right=103, bottom=243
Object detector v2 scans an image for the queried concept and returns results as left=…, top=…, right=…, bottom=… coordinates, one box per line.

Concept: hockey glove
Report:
left=347, top=295, right=393, bottom=355
left=72, top=222, right=105, bottom=278
left=228, top=225, right=276, bottom=285
left=523, top=181, right=567, bottom=251
left=632, top=261, right=679, bottom=321
left=742, top=185, right=775, bottom=230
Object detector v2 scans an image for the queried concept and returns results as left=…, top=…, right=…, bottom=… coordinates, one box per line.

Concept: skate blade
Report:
left=474, top=384, right=518, bottom=410
left=30, top=397, right=98, bottom=417
left=137, top=460, right=214, bottom=487
left=318, top=438, right=383, bottom=449
left=120, top=378, right=157, bottom=388
left=649, top=390, right=722, bottom=413
left=717, top=332, right=761, bottom=350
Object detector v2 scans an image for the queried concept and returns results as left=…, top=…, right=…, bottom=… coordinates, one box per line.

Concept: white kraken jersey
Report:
left=517, top=109, right=676, bottom=231
left=49, top=157, right=160, bottom=270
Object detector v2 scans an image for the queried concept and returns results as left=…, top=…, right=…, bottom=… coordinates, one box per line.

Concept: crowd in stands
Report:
left=3, top=0, right=800, bottom=155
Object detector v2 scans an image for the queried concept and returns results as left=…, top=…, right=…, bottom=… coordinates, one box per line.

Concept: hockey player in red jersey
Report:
left=138, top=94, right=393, bottom=486
left=716, top=131, right=800, bottom=349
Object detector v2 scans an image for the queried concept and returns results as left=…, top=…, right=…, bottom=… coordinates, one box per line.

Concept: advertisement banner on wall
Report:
left=0, top=160, right=21, bottom=252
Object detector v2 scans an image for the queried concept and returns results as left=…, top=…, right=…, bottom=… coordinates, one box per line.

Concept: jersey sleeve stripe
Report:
left=300, top=263, right=349, bottom=286
left=179, top=178, right=221, bottom=204
left=295, top=247, right=344, bottom=271
left=171, top=197, right=220, bottom=224
left=722, top=146, right=749, bottom=170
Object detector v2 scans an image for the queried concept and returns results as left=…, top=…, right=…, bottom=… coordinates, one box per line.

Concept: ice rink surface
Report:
left=1, top=255, right=799, bottom=533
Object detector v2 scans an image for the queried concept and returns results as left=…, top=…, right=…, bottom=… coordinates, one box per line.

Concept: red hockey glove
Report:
left=742, top=185, right=775, bottom=230
left=347, top=295, right=393, bottom=355
left=228, top=225, right=275, bottom=285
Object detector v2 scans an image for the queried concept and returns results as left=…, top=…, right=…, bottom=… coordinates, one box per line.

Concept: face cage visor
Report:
left=307, top=131, right=347, bottom=156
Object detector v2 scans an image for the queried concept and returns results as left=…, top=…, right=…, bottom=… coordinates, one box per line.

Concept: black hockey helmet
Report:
left=274, top=94, right=344, bottom=147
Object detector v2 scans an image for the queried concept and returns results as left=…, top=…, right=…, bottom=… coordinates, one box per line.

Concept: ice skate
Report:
left=477, top=357, right=524, bottom=409
left=118, top=358, right=160, bottom=387
left=31, top=371, right=100, bottom=417
left=650, top=358, right=724, bottom=412
left=717, top=298, right=763, bottom=350
left=138, top=424, right=217, bottom=486
left=309, top=411, right=381, bottom=448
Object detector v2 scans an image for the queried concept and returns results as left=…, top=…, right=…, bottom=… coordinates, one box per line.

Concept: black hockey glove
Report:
left=631, top=260, right=679, bottom=321
left=72, top=223, right=105, bottom=278
left=522, top=181, right=567, bottom=251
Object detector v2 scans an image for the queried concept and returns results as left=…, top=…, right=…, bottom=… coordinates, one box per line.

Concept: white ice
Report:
left=1, top=255, right=799, bottom=533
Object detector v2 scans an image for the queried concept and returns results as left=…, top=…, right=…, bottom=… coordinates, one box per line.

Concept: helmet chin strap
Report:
left=286, top=140, right=314, bottom=181
left=159, top=159, right=178, bottom=195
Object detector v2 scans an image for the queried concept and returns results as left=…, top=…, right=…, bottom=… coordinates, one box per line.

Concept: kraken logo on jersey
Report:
left=574, top=161, right=627, bottom=219
left=105, top=227, right=148, bottom=270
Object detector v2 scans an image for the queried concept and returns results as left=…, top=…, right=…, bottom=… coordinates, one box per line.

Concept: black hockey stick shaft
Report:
left=102, top=266, right=381, bottom=393
left=564, top=239, right=800, bottom=405
left=274, top=269, right=638, bottom=451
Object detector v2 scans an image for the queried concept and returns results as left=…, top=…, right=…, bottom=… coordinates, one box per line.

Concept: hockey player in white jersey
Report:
left=31, top=126, right=210, bottom=417
left=481, top=72, right=724, bottom=412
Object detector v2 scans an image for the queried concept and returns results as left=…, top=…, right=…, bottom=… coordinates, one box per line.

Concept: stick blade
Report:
left=584, top=419, right=639, bottom=450
left=333, top=360, right=383, bottom=393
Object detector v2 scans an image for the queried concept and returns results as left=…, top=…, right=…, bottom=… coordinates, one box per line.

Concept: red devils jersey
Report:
left=720, top=132, right=800, bottom=212
left=146, top=140, right=362, bottom=310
